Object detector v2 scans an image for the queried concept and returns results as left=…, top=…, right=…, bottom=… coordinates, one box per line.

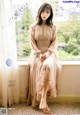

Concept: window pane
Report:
left=57, top=1, right=80, bottom=60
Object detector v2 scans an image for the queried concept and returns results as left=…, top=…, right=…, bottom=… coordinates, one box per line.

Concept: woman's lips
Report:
left=43, top=17, right=46, bottom=19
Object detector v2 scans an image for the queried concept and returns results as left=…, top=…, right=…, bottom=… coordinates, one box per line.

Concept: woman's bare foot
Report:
left=42, top=106, right=51, bottom=114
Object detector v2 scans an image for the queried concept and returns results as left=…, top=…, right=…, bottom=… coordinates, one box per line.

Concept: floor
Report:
left=8, top=102, right=80, bottom=115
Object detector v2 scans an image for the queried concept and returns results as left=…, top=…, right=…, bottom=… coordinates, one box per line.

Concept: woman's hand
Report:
left=40, top=54, right=46, bottom=62
left=34, top=50, right=41, bottom=57
left=40, top=51, right=51, bottom=62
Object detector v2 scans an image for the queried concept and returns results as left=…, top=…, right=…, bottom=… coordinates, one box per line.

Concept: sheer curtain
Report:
left=0, top=0, right=20, bottom=107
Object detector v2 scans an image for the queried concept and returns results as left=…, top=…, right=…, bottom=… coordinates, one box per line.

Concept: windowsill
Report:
left=18, top=61, right=29, bottom=66
left=61, top=61, right=80, bottom=65
left=18, top=61, right=80, bottom=66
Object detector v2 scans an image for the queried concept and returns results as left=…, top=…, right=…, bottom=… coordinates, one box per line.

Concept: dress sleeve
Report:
left=29, top=25, right=40, bottom=52
left=48, top=26, right=58, bottom=54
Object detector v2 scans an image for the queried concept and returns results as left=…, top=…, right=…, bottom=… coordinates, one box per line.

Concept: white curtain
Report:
left=0, top=0, right=20, bottom=107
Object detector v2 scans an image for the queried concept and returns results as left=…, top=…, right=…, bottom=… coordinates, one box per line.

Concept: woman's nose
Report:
left=43, top=12, right=47, bottom=16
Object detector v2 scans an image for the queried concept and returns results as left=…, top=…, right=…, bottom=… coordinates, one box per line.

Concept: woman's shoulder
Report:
left=51, top=24, right=56, bottom=30
left=30, top=22, right=37, bottom=29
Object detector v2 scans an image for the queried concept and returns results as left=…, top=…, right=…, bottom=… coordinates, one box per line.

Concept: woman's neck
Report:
left=42, top=20, right=46, bottom=24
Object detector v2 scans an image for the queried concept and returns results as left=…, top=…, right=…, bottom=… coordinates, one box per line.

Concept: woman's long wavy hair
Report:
left=36, top=3, right=53, bottom=26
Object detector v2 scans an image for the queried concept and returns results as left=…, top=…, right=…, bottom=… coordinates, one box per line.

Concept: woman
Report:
left=27, top=2, right=61, bottom=114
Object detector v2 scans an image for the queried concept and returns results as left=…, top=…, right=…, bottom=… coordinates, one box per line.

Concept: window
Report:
left=13, top=0, right=35, bottom=61
left=13, top=0, right=80, bottom=61
left=56, top=2, right=80, bottom=60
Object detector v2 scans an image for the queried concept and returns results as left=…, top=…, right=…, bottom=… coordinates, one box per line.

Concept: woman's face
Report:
left=41, top=9, right=51, bottom=21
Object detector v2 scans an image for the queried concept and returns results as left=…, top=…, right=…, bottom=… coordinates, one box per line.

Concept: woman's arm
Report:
left=48, top=26, right=58, bottom=54
left=29, top=25, right=41, bottom=55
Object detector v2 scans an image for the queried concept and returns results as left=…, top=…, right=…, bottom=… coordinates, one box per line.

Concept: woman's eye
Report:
left=42, top=10, right=50, bottom=14
left=47, top=11, right=49, bottom=14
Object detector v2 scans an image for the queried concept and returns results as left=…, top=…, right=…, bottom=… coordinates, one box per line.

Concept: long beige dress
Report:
left=27, top=23, right=61, bottom=109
